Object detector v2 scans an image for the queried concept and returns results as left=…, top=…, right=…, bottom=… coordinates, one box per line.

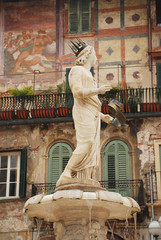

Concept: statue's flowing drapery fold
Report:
left=66, top=66, right=102, bottom=178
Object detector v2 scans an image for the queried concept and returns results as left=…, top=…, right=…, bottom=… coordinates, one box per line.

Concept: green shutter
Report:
left=157, top=63, right=161, bottom=88
left=48, top=144, right=60, bottom=184
left=90, top=67, right=94, bottom=76
left=48, top=143, right=73, bottom=184
left=66, top=68, right=71, bottom=92
left=107, top=155, right=115, bottom=189
left=159, top=145, right=161, bottom=169
left=82, top=0, right=91, bottom=32
left=68, top=0, right=79, bottom=33
left=104, top=140, right=131, bottom=196
left=65, top=68, right=73, bottom=113
left=68, top=0, right=91, bottom=34
left=94, top=0, right=98, bottom=33
left=19, top=148, right=27, bottom=198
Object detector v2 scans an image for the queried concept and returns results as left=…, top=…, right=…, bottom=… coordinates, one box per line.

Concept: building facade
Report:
left=0, top=0, right=161, bottom=239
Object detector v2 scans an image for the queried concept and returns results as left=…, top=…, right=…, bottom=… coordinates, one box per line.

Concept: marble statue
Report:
left=56, top=39, right=113, bottom=187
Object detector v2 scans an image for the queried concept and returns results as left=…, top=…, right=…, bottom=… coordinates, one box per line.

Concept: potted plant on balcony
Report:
left=10, top=86, right=34, bottom=119
left=101, top=86, right=119, bottom=114
left=126, top=88, right=144, bottom=113
left=31, top=90, right=56, bottom=119
left=56, top=81, right=73, bottom=117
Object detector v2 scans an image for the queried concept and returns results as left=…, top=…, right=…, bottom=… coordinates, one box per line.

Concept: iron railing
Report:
left=0, top=93, right=74, bottom=120
left=99, top=87, right=161, bottom=115
left=1, top=87, right=161, bottom=121
left=31, top=179, right=144, bottom=206
left=32, top=183, right=56, bottom=196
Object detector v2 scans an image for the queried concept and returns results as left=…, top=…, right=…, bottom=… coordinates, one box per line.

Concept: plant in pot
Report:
left=10, top=86, right=34, bottom=119
left=127, top=88, right=143, bottom=113
left=31, top=91, right=56, bottom=118
left=101, top=86, right=120, bottom=114
left=56, top=81, right=73, bottom=117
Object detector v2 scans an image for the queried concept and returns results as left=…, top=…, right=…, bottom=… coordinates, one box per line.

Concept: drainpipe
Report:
left=147, top=0, right=153, bottom=87
left=149, top=167, right=154, bottom=220
left=149, top=166, right=155, bottom=240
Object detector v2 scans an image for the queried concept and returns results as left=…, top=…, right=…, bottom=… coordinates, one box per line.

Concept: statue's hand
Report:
left=97, top=85, right=111, bottom=94
left=101, top=113, right=113, bottom=124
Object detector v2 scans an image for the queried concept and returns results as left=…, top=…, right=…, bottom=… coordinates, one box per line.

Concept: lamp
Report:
left=149, top=220, right=161, bottom=240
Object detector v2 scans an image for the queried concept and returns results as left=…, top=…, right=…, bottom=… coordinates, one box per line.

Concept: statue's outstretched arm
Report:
left=73, top=85, right=111, bottom=98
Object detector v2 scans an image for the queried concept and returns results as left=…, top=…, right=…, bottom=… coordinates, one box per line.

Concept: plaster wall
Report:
left=1, top=0, right=161, bottom=91
left=0, top=117, right=160, bottom=239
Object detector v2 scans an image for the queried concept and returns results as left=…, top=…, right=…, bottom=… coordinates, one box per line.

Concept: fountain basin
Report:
left=24, top=189, right=140, bottom=222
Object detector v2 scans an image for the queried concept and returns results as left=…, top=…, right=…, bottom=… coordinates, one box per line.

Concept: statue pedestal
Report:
left=24, top=189, right=140, bottom=240
left=54, top=219, right=107, bottom=240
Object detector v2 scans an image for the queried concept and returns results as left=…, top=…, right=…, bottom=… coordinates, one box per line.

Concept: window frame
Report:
left=104, top=140, right=131, bottom=196
left=156, top=63, right=161, bottom=88
left=68, top=0, right=92, bottom=34
left=154, top=140, right=161, bottom=200
left=0, top=151, right=21, bottom=199
left=156, top=0, right=161, bottom=27
left=48, top=142, right=73, bottom=185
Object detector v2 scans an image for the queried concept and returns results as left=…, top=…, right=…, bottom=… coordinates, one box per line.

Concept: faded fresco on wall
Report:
left=4, top=1, right=56, bottom=75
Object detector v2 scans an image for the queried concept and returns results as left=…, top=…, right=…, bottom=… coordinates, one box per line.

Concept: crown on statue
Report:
left=69, top=39, right=88, bottom=57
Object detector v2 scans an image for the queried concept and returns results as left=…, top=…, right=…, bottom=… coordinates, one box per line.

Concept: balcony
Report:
left=31, top=179, right=145, bottom=207
left=0, top=87, right=161, bottom=125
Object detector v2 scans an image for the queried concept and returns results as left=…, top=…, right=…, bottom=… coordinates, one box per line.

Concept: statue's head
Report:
left=69, top=39, right=97, bottom=66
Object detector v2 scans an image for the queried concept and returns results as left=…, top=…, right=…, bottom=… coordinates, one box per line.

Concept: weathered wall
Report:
left=2, top=0, right=57, bottom=91
left=1, top=0, right=161, bottom=91
left=0, top=116, right=160, bottom=239
left=64, top=0, right=152, bottom=89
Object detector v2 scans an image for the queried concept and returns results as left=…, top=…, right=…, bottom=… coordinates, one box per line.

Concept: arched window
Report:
left=104, top=140, right=131, bottom=196
left=48, top=142, right=73, bottom=184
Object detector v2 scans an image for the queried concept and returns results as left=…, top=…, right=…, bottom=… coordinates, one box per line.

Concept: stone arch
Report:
left=103, top=139, right=131, bottom=196
left=100, top=136, right=134, bottom=181
left=47, top=141, right=74, bottom=185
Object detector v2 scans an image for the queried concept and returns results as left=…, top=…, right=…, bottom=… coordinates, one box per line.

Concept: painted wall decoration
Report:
left=4, top=0, right=56, bottom=75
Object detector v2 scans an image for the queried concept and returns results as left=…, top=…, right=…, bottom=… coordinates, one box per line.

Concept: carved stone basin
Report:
left=24, top=189, right=140, bottom=222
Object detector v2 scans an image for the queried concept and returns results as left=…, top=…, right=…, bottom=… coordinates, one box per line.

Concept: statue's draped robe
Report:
left=67, top=66, right=102, bottom=179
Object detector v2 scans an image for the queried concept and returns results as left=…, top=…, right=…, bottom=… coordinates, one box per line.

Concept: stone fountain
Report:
left=23, top=39, right=140, bottom=239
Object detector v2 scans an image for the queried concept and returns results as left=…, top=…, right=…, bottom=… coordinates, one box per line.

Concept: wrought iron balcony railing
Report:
left=31, top=179, right=144, bottom=206
left=0, top=87, right=161, bottom=123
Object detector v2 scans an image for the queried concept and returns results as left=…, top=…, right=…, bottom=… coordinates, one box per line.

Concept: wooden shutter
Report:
left=66, top=68, right=71, bottom=93
left=157, top=63, right=161, bottom=88
left=159, top=145, right=161, bottom=169
left=19, top=148, right=27, bottom=198
left=68, top=0, right=79, bottom=33
left=48, top=143, right=73, bottom=184
left=81, top=0, right=91, bottom=32
left=90, top=67, right=94, bottom=76
left=107, top=155, right=115, bottom=189
left=68, top=0, right=91, bottom=34
left=48, top=144, right=60, bottom=184
left=156, top=0, right=161, bottom=25
left=104, top=140, right=131, bottom=196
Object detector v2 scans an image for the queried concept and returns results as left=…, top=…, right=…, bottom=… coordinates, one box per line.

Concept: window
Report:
left=156, top=0, right=161, bottom=26
left=48, top=142, right=73, bottom=185
left=68, top=0, right=91, bottom=34
left=104, top=140, right=131, bottom=196
left=0, top=149, right=27, bottom=199
left=156, top=63, right=161, bottom=88
left=154, top=140, right=161, bottom=200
